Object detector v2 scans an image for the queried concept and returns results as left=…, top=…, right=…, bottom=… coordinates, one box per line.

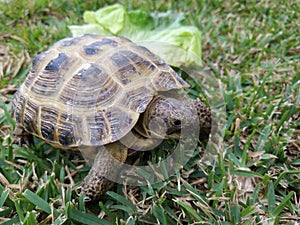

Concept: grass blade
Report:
left=267, top=181, right=275, bottom=213
left=0, top=188, right=10, bottom=207
left=23, top=189, right=59, bottom=217
left=0, top=217, right=20, bottom=225
left=107, top=191, right=136, bottom=213
left=23, top=211, right=38, bottom=225
left=152, top=204, right=169, bottom=225
left=271, top=191, right=294, bottom=217
left=68, top=208, right=113, bottom=225
left=230, top=204, right=240, bottom=224
left=14, top=199, right=25, bottom=222
left=175, top=200, right=203, bottom=222
left=99, top=201, right=116, bottom=221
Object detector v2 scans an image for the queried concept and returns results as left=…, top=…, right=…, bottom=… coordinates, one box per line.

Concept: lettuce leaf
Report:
left=68, top=4, right=202, bottom=67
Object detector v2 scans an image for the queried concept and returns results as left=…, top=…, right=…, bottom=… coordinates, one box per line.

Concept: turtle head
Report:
left=141, top=96, right=211, bottom=141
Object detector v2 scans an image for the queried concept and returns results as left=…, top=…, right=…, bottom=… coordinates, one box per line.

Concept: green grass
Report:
left=1, top=0, right=299, bottom=224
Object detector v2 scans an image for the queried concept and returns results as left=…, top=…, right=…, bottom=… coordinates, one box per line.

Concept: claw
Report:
left=12, top=126, right=34, bottom=147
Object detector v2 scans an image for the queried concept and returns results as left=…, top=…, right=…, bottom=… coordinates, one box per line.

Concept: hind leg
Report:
left=12, top=125, right=33, bottom=146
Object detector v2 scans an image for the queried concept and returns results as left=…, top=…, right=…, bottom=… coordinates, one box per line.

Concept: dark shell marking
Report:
left=60, top=36, right=82, bottom=47
left=83, top=38, right=118, bottom=55
left=12, top=34, right=189, bottom=147
left=40, top=107, right=59, bottom=141
left=44, top=53, right=68, bottom=72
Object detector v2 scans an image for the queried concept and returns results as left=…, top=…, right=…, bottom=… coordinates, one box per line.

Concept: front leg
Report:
left=80, top=141, right=128, bottom=201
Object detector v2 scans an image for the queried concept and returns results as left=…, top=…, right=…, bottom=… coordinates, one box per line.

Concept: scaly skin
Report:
left=80, top=142, right=128, bottom=201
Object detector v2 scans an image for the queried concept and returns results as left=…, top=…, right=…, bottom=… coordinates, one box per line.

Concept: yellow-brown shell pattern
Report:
left=12, top=34, right=189, bottom=148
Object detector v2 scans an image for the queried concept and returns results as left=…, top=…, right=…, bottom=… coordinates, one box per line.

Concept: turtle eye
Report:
left=173, top=120, right=181, bottom=126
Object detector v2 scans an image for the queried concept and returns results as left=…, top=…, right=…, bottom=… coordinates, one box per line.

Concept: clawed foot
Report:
left=12, top=134, right=33, bottom=147
left=12, top=126, right=33, bottom=147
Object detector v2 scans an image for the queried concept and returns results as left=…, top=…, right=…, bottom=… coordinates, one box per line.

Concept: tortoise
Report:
left=11, top=34, right=211, bottom=201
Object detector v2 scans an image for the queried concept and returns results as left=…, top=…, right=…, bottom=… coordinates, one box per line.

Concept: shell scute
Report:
left=58, top=63, right=120, bottom=109
left=83, top=38, right=119, bottom=56
left=12, top=91, right=25, bottom=124
left=40, top=107, right=59, bottom=141
left=23, top=99, right=39, bottom=135
left=57, top=113, right=81, bottom=147
left=119, top=86, right=154, bottom=113
left=44, top=53, right=68, bottom=72
left=41, top=121, right=55, bottom=141
left=115, top=64, right=141, bottom=85
left=59, top=36, right=82, bottom=47
left=58, top=126, right=75, bottom=146
left=87, top=113, right=108, bottom=145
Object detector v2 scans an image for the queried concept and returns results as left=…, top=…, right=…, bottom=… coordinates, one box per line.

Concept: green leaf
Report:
left=69, top=4, right=202, bottom=67
left=67, top=24, right=110, bottom=37
left=83, top=4, right=126, bottom=34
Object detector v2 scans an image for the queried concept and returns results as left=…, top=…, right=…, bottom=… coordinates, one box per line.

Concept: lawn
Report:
left=0, top=0, right=299, bottom=224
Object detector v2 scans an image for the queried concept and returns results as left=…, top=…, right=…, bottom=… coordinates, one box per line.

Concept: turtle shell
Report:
left=12, top=34, right=189, bottom=148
